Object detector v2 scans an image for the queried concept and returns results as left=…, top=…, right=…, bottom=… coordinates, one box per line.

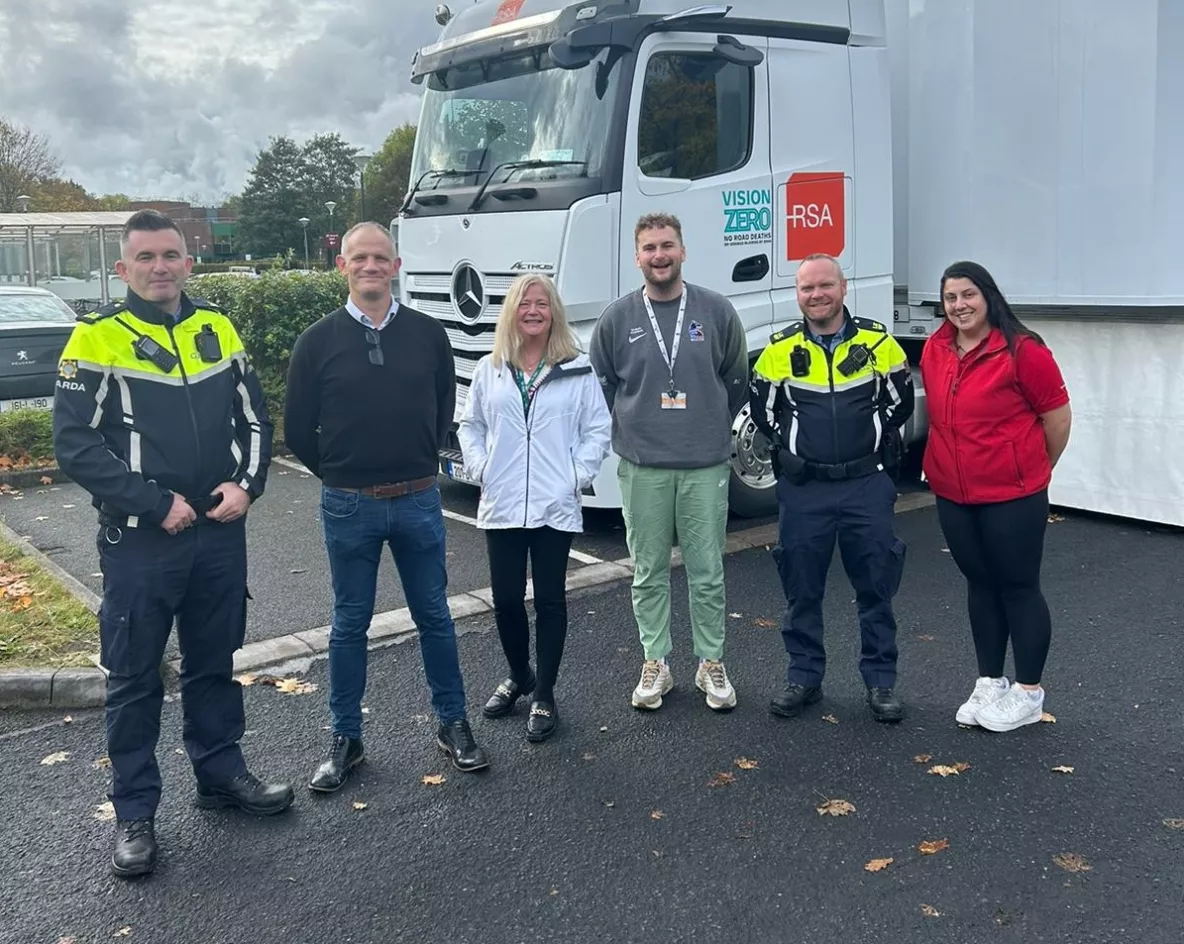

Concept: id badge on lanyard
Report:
left=644, top=292, right=689, bottom=410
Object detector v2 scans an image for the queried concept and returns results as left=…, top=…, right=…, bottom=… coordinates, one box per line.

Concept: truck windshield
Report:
left=411, top=47, right=620, bottom=194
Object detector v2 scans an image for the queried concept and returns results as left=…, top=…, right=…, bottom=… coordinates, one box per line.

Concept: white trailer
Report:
left=399, top=0, right=1184, bottom=525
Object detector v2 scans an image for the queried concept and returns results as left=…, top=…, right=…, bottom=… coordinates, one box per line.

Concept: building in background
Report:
left=128, top=200, right=238, bottom=262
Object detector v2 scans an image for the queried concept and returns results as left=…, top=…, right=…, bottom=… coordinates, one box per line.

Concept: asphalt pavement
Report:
left=2, top=504, right=1181, bottom=944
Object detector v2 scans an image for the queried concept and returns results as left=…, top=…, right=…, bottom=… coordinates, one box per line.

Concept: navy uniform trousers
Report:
left=771, top=471, right=906, bottom=689
left=98, top=517, right=250, bottom=820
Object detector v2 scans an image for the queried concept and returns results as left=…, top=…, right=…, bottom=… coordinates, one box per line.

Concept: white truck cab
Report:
left=398, top=0, right=920, bottom=517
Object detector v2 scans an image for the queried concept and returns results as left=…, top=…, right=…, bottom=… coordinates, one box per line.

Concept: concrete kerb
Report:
left=0, top=519, right=108, bottom=709
left=183, top=490, right=936, bottom=681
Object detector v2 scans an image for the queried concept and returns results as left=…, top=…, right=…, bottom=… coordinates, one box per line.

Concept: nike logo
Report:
left=628, top=333, right=645, bottom=344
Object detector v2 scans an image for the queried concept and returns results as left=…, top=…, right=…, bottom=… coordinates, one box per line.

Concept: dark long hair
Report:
left=940, top=260, right=1044, bottom=351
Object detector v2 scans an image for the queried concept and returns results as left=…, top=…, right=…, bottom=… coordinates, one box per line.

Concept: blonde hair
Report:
left=491, top=273, right=581, bottom=370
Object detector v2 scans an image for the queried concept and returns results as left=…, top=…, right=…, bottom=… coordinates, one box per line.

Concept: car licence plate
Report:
left=0, top=397, right=51, bottom=413
left=445, top=459, right=480, bottom=486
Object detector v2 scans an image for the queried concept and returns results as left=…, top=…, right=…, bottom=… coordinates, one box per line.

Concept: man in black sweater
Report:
left=285, top=222, right=489, bottom=791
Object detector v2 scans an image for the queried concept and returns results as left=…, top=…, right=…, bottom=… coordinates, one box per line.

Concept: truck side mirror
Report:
left=713, top=34, right=764, bottom=67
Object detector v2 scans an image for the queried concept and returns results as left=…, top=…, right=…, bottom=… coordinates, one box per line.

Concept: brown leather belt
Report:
left=338, top=476, right=437, bottom=499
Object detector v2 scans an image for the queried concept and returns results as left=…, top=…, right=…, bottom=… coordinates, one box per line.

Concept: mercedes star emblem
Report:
left=451, top=264, right=486, bottom=324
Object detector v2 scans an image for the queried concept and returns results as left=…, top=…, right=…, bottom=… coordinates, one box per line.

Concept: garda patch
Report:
left=687, top=321, right=705, bottom=342
left=58, top=359, right=78, bottom=379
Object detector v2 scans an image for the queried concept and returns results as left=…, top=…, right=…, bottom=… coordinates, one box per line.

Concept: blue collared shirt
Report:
left=807, top=317, right=853, bottom=353
left=346, top=296, right=398, bottom=331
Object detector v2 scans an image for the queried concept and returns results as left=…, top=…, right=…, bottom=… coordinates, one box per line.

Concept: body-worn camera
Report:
left=790, top=346, right=811, bottom=377
left=132, top=335, right=179, bottom=373
left=196, top=324, right=222, bottom=362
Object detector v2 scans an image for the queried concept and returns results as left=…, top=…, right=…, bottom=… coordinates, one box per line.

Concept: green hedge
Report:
left=0, top=408, right=55, bottom=464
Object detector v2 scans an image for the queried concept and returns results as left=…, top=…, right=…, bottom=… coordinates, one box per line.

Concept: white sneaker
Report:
left=975, top=683, right=1043, bottom=732
left=632, top=660, right=673, bottom=710
left=955, top=676, right=1010, bottom=725
left=695, top=659, right=737, bottom=711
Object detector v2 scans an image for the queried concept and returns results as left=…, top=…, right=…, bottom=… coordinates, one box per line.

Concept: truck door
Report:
left=618, top=31, right=774, bottom=338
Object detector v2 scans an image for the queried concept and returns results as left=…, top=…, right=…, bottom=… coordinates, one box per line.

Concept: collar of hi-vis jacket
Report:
left=803, top=306, right=857, bottom=350
left=123, top=288, right=199, bottom=326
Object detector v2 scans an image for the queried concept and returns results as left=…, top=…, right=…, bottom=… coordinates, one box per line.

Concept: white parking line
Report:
left=271, top=455, right=607, bottom=565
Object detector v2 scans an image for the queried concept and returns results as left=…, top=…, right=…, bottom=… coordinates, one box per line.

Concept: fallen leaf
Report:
left=174, top=748, right=184, bottom=755
left=40, top=475, right=52, bottom=485
left=62, top=503, right=76, bottom=509
left=734, top=757, right=759, bottom=770
left=603, top=800, right=615, bottom=808
left=598, top=726, right=608, bottom=733
left=1162, top=819, right=1184, bottom=829
left=114, top=928, right=131, bottom=938
left=817, top=798, right=855, bottom=817
left=63, top=715, right=73, bottom=724
left=274, top=677, right=317, bottom=695
left=290, top=568, right=307, bottom=575
left=1051, top=765, right=1075, bottom=774
left=864, top=857, right=894, bottom=872
left=650, top=809, right=664, bottom=820
left=422, top=774, right=446, bottom=786
left=917, top=838, right=949, bottom=855
left=916, top=634, right=936, bottom=641
left=1048, top=513, right=1065, bottom=522
left=582, top=753, right=595, bottom=762
left=94, top=801, right=116, bottom=822
left=1041, top=712, right=1057, bottom=723
left=1052, top=852, right=1091, bottom=873
left=728, top=612, right=741, bottom=618
left=920, top=904, right=941, bottom=917
left=549, top=888, right=558, bottom=896
left=928, top=763, right=971, bottom=777
left=913, top=754, right=933, bottom=764
left=234, top=673, right=257, bottom=687
left=40, top=751, right=70, bottom=766
left=34, top=515, right=49, bottom=521
left=352, top=801, right=367, bottom=811
left=822, top=714, right=839, bottom=725
left=57, top=937, right=77, bottom=944
left=707, top=772, right=736, bottom=788
left=93, top=756, right=111, bottom=770
left=361, top=707, right=370, bottom=715
left=753, top=617, right=777, bottom=628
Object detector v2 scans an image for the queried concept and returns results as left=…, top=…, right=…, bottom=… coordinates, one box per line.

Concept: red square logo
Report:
left=786, top=172, right=845, bottom=260
left=492, top=0, right=526, bottom=24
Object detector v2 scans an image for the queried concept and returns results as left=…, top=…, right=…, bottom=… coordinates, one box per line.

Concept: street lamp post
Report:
left=324, top=202, right=338, bottom=268
left=298, top=217, right=310, bottom=268
left=353, top=154, right=372, bottom=222
left=17, top=195, right=33, bottom=286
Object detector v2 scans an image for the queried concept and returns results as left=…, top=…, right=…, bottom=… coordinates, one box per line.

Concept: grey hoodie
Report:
left=589, top=282, right=748, bottom=469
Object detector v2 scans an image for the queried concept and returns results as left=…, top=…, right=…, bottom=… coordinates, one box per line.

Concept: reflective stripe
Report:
left=233, top=354, right=262, bottom=482
left=112, top=374, right=141, bottom=474
left=88, top=370, right=110, bottom=429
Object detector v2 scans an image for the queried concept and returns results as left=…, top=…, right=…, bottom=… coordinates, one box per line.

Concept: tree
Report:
left=31, top=177, right=92, bottom=211
left=93, top=193, right=132, bottom=211
left=235, top=136, right=308, bottom=258
left=366, top=123, right=416, bottom=226
left=0, top=118, right=61, bottom=212
left=299, top=132, right=361, bottom=235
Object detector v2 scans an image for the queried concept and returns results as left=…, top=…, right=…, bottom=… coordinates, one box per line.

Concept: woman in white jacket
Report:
left=458, top=274, right=612, bottom=742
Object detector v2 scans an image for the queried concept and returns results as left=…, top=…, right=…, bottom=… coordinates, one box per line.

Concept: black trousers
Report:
left=772, top=471, right=905, bottom=689
left=98, top=518, right=250, bottom=820
left=485, top=527, right=574, bottom=702
left=935, top=490, right=1052, bottom=685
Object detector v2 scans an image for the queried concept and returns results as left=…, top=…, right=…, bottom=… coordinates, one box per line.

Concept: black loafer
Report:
left=483, top=674, right=535, bottom=719
left=195, top=772, right=295, bottom=815
left=111, top=818, right=157, bottom=878
left=309, top=735, right=365, bottom=793
left=868, top=687, right=904, bottom=723
left=437, top=718, right=490, bottom=772
left=769, top=683, right=823, bottom=718
left=525, top=700, right=557, bottom=742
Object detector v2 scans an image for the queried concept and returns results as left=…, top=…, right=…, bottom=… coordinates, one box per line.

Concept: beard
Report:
left=643, top=258, right=682, bottom=288
left=803, top=298, right=844, bottom=325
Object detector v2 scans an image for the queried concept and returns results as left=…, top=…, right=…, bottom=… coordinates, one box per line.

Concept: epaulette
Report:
left=189, top=297, right=226, bottom=315
left=76, top=299, right=128, bottom=324
left=769, top=321, right=804, bottom=344
left=852, top=316, right=888, bottom=333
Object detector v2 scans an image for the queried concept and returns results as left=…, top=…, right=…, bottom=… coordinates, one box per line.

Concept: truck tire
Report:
left=729, top=401, right=778, bottom=518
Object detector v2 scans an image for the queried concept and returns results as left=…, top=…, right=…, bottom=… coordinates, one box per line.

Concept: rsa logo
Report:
left=786, top=172, right=845, bottom=260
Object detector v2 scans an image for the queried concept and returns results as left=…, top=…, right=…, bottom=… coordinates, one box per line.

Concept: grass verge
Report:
left=0, top=537, right=98, bottom=669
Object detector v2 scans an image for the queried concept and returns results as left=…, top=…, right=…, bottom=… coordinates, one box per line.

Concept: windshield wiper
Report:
left=467, top=159, right=587, bottom=212
left=400, top=168, right=480, bottom=214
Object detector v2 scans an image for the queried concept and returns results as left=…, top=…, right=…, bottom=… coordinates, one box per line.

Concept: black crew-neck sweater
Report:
left=283, top=305, right=456, bottom=488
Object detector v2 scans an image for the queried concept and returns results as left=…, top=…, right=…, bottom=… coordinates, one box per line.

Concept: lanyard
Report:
left=642, top=291, right=687, bottom=393
left=512, top=360, right=547, bottom=416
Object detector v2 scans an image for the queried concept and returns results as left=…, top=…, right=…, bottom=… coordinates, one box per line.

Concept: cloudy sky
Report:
left=0, top=0, right=443, bottom=202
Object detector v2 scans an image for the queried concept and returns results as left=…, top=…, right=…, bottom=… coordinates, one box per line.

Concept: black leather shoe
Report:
left=111, top=818, right=157, bottom=878
left=483, top=674, right=535, bottom=719
left=437, top=718, right=490, bottom=772
left=868, top=687, right=904, bottom=723
left=769, top=683, right=823, bottom=718
left=309, top=735, right=365, bottom=793
left=195, top=772, right=295, bottom=815
left=525, top=700, right=557, bottom=742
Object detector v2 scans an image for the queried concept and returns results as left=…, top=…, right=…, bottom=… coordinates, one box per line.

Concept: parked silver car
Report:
left=0, top=286, right=78, bottom=414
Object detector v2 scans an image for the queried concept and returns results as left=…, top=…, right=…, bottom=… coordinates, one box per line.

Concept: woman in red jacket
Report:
left=920, top=261, right=1072, bottom=733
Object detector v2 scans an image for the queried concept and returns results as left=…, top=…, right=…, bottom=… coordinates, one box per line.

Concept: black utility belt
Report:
left=778, top=450, right=881, bottom=482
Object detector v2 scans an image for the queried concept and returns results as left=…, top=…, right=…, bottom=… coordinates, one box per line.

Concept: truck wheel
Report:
left=729, top=401, right=778, bottom=518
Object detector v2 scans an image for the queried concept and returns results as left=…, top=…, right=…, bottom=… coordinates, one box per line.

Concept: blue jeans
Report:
left=320, top=483, right=466, bottom=737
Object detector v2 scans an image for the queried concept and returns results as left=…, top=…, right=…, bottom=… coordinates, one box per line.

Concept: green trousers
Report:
left=617, top=458, right=730, bottom=662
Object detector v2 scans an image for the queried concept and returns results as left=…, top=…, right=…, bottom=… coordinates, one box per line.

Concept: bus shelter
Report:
left=0, top=211, right=134, bottom=306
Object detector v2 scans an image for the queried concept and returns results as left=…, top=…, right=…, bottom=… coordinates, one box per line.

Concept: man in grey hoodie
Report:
left=589, top=213, right=749, bottom=711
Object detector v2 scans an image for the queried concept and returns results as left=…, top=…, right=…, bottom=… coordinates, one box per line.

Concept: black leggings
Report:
left=935, top=491, right=1052, bottom=685
left=485, top=527, right=574, bottom=703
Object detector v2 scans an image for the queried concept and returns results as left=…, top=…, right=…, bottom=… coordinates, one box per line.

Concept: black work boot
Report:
left=195, top=772, right=295, bottom=815
left=111, top=818, right=157, bottom=878
left=309, top=735, right=365, bottom=793
left=867, top=687, right=905, bottom=723
left=769, top=683, right=823, bottom=718
left=436, top=718, right=490, bottom=772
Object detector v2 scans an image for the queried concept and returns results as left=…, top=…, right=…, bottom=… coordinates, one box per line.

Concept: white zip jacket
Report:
left=458, top=352, right=612, bottom=532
